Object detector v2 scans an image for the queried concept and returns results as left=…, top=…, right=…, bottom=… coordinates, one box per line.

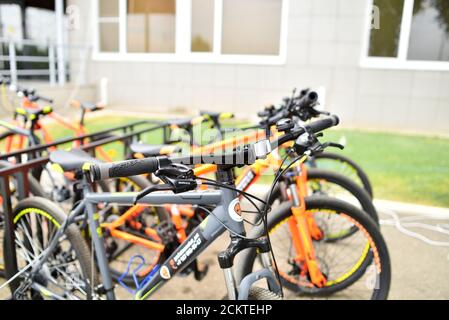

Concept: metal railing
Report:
left=0, top=37, right=90, bottom=86
left=0, top=119, right=172, bottom=281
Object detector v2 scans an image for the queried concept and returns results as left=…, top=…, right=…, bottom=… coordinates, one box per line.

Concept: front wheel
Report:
left=267, top=168, right=379, bottom=242
left=0, top=160, right=46, bottom=278
left=223, top=287, right=282, bottom=300
left=248, top=287, right=282, bottom=300
left=236, top=197, right=391, bottom=300
left=309, top=152, right=374, bottom=198
left=4, top=197, right=96, bottom=300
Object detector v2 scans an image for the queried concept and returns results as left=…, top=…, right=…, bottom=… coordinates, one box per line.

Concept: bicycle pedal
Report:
left=156, top=221, right=177, bottom=245
left=194, top=263, right=209, bottom=281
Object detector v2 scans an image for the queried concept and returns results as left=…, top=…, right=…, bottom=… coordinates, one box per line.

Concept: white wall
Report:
left=68, top=0, right=449, bottom=134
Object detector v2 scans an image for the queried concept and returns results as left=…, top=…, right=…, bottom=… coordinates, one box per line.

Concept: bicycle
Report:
left=236, top=125, right=390, bottom=299
left=3, top=115, right=390, bottom=300
left=107, top=93, right=378, bottom=287
left=108, top=109, right=378, bottom=286
left=255, top=88, right=374, bottom=197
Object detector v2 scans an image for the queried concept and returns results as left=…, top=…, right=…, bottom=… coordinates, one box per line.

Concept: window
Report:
left=362, top=0, right=449, bottom=70
left=127, top=0, right=176, bottom=53
left=0, top=4, right=23, bottom=41
left=98, top=0, right=119, bottom=52
left=191, top=0, right=214, bottom=52
left=222, top=0, right=282, bottom=55
left=407, top=0, right=449, bottom=61
left=93, top=0, right=288, bottom=64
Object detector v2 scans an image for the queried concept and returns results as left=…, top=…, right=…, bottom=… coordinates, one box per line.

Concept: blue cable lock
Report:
left=118, top=255, right=160, bottom=294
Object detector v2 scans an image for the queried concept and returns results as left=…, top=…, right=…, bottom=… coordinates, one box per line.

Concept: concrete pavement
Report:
left=1, top=201, right=449, bottom=300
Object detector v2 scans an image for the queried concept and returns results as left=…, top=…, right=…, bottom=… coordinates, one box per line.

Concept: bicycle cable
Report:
left=199, top=180, right=266, bottom=228
left=260, top=152, right=310, bottom=298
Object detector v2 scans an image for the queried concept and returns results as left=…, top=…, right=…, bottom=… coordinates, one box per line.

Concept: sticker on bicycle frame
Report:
left=169, top=259, right=177, bottom=270
left=173, top=231, right=205, bottom=268
left=228, top=198, right=243, bottom=222
left=160, top=266, right=171, bottom=280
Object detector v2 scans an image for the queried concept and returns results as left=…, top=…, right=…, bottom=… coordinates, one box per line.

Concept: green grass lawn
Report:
left=42, top=115, right=449, bottom=208
left=324, top=129, right=449, bottom=208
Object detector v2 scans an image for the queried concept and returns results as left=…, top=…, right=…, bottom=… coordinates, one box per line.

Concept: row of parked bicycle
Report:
left=0, top=77, right=390, bottom=300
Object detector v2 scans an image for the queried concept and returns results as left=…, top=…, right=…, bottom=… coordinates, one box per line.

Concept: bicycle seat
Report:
left=130, top=142, right=181, bottom=157
left=80, top=102, right=104, bottom=112
left=200, top=111, right=234, bottom=120
left=50, top=149, right=104, bottom=172
left=171, top=118, right=194, bottom=128
left=15, top=106, right=53, bottom=119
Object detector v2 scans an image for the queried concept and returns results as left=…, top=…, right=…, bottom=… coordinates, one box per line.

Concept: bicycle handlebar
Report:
left=29, top=94, right=53, bottom=104
left=89, top=116, right=339, bottom=181
left=90, top=157, right=160, bottom=181
left=293, top=91, right=318, bottom=110
left=270, top=115, right=339, bottom=148
left=12, top=85, right=54, bottom=104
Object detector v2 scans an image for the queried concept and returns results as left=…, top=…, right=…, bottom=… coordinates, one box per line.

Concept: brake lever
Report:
left=156, top=164, right=194, bottom=180
left=133, top=184, right=174, bottom=205
left=322, top=142, right=345, bottom=150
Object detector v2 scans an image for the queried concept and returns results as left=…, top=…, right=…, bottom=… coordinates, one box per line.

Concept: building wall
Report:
left=69, top=0, right=449, bottom=134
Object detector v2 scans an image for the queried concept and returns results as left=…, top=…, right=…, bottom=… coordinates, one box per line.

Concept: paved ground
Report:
left=113, top=209, right=449, bottom=300
left=1, top=210, right=449, bottom=300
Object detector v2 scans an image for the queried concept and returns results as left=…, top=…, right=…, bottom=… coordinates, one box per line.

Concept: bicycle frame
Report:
left=123, top=125, right=333, bottom=287
left=2, top=96, right=115, bottom=162
left=26, top=170, right=281, bottom=300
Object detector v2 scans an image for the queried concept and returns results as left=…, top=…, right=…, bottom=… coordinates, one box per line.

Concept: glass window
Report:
left=407, top=0, right=449, bottom=61
left=99, top=0, right=119, bottom=18
left=0, top=4, right=23, bottom=41
left=368, top=0, right=405, bottom=58
left=127, top=0, right=176, bottom=53
left=191, top=0, right=214, bottom=52
left=96, top=0, right=286, bottom=60
left=222, top=0, right=282, bottom=55
left=99, top=22, right=119, bottom=52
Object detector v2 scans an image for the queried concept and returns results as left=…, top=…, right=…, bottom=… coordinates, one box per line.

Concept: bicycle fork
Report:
left=219, top=236, right=281, bottom=300
left=287, top=167, right=327, bottom=288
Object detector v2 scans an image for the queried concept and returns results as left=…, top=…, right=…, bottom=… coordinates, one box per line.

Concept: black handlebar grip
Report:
left=90, top=157, right=160, bottom=181
left=29, top=94, right=53, bottom=104
left=38, top=95, right=54, bottom=104
left=266, top=109, right=289, bottom=126
left=295, top=91, right=318, bottom=109
left=257, top=110, right=270, bottom=118
left=307, top=115, right=340, bottom=134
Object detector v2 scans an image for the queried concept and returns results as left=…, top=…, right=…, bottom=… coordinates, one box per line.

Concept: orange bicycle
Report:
left=101, top=114, right=381, bottom=299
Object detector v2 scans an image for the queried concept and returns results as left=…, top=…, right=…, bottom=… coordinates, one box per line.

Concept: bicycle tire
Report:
left=268, top=168, right=379, bottom=241
left=248, top=287, right=283, bottom=300
left=236, top=197, right=391, bottom=300
left=223, top=287, right=282, bottom=300
left=4, top=197, right=96, bottom=300
left=311, top=152, right=374, bottom=198
left=0, top=161, right=46, bottom=278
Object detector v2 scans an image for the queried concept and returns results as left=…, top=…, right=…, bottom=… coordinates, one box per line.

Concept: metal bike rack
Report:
left=0, top=119, right=173, bottom=280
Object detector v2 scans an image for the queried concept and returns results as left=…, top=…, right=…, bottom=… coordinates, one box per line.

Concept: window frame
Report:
left=360, top=0, right=449, bottom=71
left=92, top=0, right=289, bottom=65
